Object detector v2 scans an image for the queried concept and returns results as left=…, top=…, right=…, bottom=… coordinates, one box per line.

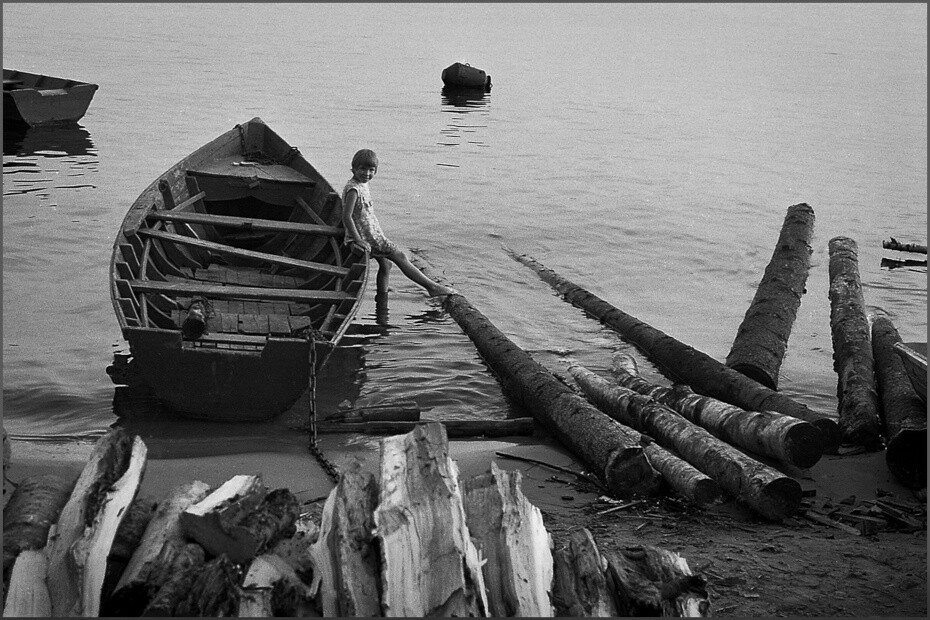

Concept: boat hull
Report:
left=894, top=342, right=927, bottom=404
left=3, top=69, right=98, bottom=127
left=441, top=62, right=491, bottom=90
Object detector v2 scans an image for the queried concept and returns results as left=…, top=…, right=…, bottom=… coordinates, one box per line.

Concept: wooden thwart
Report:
left=148, top=210, right=342, bottom=236
left=129, top=279, right=349, bottom=304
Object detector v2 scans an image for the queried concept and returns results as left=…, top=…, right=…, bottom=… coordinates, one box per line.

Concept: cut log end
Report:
left=811, top=418, right=843, bottom=455
left=783, top=422, right=827, bottom=469
left=755, top=476, right=803, bottom=521
left=885, top=428, right=928, bottom=489
left=727, top=362, right=778, bottom=391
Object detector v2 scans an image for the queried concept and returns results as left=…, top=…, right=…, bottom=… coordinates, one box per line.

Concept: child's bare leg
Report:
left=388, top=250, right=457, bottom=296
left=375, top=257, right=392, bottom=294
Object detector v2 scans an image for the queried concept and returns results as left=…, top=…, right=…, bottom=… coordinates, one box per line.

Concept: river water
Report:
left=2, top=3, right=926, bottom=453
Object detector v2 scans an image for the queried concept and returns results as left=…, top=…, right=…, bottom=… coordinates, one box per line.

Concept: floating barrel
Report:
left=441, top=62, right=491, bottom=91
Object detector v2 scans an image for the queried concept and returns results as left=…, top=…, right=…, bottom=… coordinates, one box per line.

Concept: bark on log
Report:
left=101, top=495, right=158, bottom=607
left=3, top=550, right=51, bottom=618
left=504, top=248, right=842, bottom=454
left=639, top=437, right=722, bottom=507
left=317, top=417, right=536, bottom=437
left=44, top=428, right=146, bottom=618
left=106, top=480, right=211, bottom=616
left=374, top=423, right=489, bottom=617
left=171, top=555, right=243, bottom=617
left=603, top=546, right=711, bottom=617
left=725, top=203, right=815, bottom=389
left=3, top=474, right=75, bottom=586
left=882, top=237, right=927, bottom=254
left=269, top=515, right=319, bottom=579
left=462, top=462, right=554, bottom=617
left=138, top=543, right=206, bottom=616
left=234, top=489, right=301, bottom=560
left=828, top=237, right=882, bottom=449
left=612, top=353, right=824, bottom=469
left=309, top=461, right=381, bottom=617
left=569, top=364, right=802, bottom=520
left=410, top=253, right=662, bottom=498
left=239, top=553, right=317, bottom=617
left=871, top=316, right=927, bottom=488
left=551, top=527, right=618, bottom=617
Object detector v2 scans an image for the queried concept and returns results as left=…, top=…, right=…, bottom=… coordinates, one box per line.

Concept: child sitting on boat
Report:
left=342, top=148, right=456, bottom=297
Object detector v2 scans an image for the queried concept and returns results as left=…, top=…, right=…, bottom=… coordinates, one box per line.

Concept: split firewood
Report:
left=882, top=237, right=927, bottom=254
left=828, top=236, right=882, bottom=449
left=309, top=461, right=381, bottom=617
left=138, top=544, right=207, bottom=616
left=611, top=353, right=824, bottom=469
left=603, top=546, right=711, bottom=617
left=3, top=473, right=75, bottom=587
left=239, top=553, right=317, bottom=617
left=171, top=555, right=243, bottom=617
left=3, top=550, right=51, bottom=618
left=725, top=203, right=815, bottom=390
left=106, top=480, right=211, bottom=616
left=44, top=428, right=147, bottom=617
left=268, top=514, right=320, bottom=580
left=551, top=528, right=617, bottom=617
left=569, top=363, right=802, bottom=521
left=100, top=495, right=158, bottom=606
left=462, top=462, right=554, bottom=617
left=374, top=422, right=489, bottom=617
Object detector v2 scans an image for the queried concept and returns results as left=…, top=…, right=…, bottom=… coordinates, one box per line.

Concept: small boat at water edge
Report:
left=3, top=69, right=98, bottom=127
left=110, top=117, right=370, bottom=421
left=441, top=62, right=491, bottom=91
left=893, top=341, right=927, bottom=404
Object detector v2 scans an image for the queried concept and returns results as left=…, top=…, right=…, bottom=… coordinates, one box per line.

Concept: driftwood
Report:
left=462, top=463, right=554, bottom=617
left=871, top=316, right=927, bottom=488
left=374, top=423, right=488, bottom=617
left=239, top=553, right=316, bottom=617
left=505, top=248, right=842, bottom=454
left=569, top=363, right=802, bottom=521
left=322, top=401, right=421, bottom=422
left=725, top=203, right=814, bottom=389
left=881, top=257, right=927, bottom=270
left=551, top=528, right=618, bottom=616
left=3, top=550, right=50, bottom=618
left=828, top=237, right=882, bottom=449
left=106, top=480, right=211, bottom=616
left=410, top=253, right=662, bottom=498
left=101, top=495, right=158, bottom=605
left=612, top=353, right=824, bottom=469
left=171, top=555, right=243, bottom=617
left=603, top=546, right=710, bottom=617
left=882, top=237, right=927, bottom=254
left=44, top=428, right=147, bottom=617
left=138, top=543, right=206, bottom=616
left=317, top=417, right=536, bottom=437
left=2, top=473, right=75, bottom=586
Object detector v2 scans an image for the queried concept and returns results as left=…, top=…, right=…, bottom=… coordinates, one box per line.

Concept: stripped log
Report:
left=374, top=423, right=488, bottom=617
left=309, top=461, right=381, bottom=617
left=101, top=495, right=158, bottom=606
left=603, top=546, right=711, bottom=617
left=612, top=353, right=824, bottom=469
left=882, top=237, right=927, bottom=254
left=725, top=203, right=815, bottom=389
left=138, top=544, right=206, bottom=616
left=551, top=527, right=618, bottom=617
left=318, top=417, right=536, bottom=437
left=828, top=237, right=881, bottom=449
left=569, top=363, right=802, bottom=520
left=505, top=248, right=842, bottom=454
left=239, top=553, right=316, bottom=617
left=3, top=550, right=50, bottom=618
left=871, top=316, right=927, bottom=488
left=639, top=437, right=722, bottom=506
left=462, top=462, right=554, bottom=617
left=44, top=428, right=147, bottom=618
left=106, top=480, right=211, bottom=616
left=2, top=474, right=75, bottom=586
left=410, top=253, right=662, bottom=498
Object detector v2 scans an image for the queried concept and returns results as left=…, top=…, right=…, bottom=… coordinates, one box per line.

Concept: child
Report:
left=342, top=148, right=457, bottom=297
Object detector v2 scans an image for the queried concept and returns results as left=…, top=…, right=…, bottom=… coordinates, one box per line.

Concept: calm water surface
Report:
left=2, top=4, right=926, bottom=451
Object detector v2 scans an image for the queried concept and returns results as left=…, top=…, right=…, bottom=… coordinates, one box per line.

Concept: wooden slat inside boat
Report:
left=109, top=117, right=370, bottom=421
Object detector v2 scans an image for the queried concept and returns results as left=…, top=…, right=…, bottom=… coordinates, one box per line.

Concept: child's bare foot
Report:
left=428, top=284, right=457, bottom=297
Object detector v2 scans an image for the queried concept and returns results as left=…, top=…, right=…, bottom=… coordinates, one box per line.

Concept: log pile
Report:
left=2, top=424, right=710, bottom=617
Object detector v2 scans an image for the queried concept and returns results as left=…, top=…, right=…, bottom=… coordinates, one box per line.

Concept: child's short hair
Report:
left=352, top=149, right=379, bottom=170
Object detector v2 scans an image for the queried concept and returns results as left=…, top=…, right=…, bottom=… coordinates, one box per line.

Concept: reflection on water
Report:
left=441, top=85, right=489, bottom=109
left=3, top=123, right=96, bottom=157
left=2, top=123, right=98, bottom=198
left=438, top=86, right=490, bottom=152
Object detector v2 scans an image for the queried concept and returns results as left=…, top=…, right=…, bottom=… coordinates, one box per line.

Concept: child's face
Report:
left=353, top=165, right=377, bottom=183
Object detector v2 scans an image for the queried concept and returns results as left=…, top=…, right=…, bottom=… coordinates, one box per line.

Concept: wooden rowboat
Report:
left=441, top=62, right=492, bottom=91
left=3, top=69, right=98, bottom=127
left=893, top=342, right=927, bottom=404
left=110, top=118, right=370, bottom=421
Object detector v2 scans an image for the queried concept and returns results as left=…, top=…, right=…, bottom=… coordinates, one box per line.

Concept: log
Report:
left=101, top=495, right=158, bottom=606
left=410, top=253, right=662, bottom=498
left=3, top=474, right=75, bottom=586
left=3, top=550, right=50, bottom=618
left=268, top=514, right=319, bottom=578
left=462, top=462, right=554, bottom=617
left=612, top=353, right=824, bottom=469
left=106, top=480, right=211, bottom=616
left=504, top=248, right=842, bottom=453
left=44, top=428, right=147, bottom=618
left=603, top=546, right=711, bottom=617
left=239, top=553, right=317, bottom=617
left=551, top=527, right=618, bottom=617
left=323, top=401, right=421, bottom=422
left=639, top=437, right=722, bottom=507
left=828, top=237, right=882, bottom=449
left=309, top=461, right=381, bottom=617
left=373, top=423, right=488, bottom=617
left=138, top=544, right=206, bottom=616
left=317, top=417, right=536, bottom=437
left=234, top=488, right=302, bottom=560
left=171, top=555, right=242, bottom=617
left=568, top=363, right=802, bottom=521
left=882, top=237, right=927, bottom=254
left=871, top=316, right=927, bottom=488
left=179, top=474, right=268, bottom=563
left=725, top=203, right=815, bottom=389
left=881, top=257, right=927, bottom=270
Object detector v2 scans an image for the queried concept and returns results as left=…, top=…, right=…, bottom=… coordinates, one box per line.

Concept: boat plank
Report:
left=129, top=280, right=350, bottom=304
left=149, top=211, right=342, bottom=236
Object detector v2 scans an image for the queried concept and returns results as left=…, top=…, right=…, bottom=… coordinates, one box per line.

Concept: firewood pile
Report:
left=2, top=424, right=711, bottom=617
